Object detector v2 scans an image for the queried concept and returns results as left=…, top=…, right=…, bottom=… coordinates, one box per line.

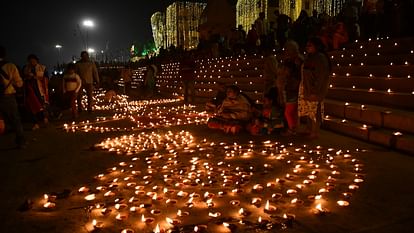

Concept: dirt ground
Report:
left=1, top=104, right=414, bottom=233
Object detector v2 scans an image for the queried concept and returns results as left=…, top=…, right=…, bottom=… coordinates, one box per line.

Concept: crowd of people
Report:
left=0, top=47, right=99, bottom=149
left=207, top=37, right=330, bottom=140
left=2, top=2, right=413, bottom=148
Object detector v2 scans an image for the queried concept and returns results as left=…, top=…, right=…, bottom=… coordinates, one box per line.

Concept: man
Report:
left=76, top=51, right=99, bottom=113
left=0, top=46, right=25, bottom=148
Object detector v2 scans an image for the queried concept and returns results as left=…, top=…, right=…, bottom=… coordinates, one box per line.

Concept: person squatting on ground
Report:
left=0, top=46, right=25, bottom=148
left=62, top=63, right=82, bottom=119
left=298, top=37, right=331, bottom=139
left=247, top=88, right=284, bottom=135
left=207, top=85, right=252, bottom=134
left=76, top=51, right=100, bottom=113
left=22, top=54, right=49, bottom=130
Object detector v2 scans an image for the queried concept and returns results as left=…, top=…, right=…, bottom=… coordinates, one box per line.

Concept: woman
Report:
left=23, top=54, right=49, bottom=130
left=298, top=37, right=331, bottom=139
left=207, top=85, right=252, bottom=134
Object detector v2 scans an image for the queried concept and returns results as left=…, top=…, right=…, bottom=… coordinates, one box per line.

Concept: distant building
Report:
left=151, top=12, right=167, bottom=52
left=165, top=1, right=207, bottom=50
left=236, top=0, right=347, bottom=32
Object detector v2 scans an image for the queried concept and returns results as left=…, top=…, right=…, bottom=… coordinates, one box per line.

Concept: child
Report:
left=62, top=63, right=82, bottom=119
left=247, top=89, right=284, bottom=135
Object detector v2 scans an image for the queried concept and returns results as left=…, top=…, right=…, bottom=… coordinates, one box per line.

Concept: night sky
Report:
left=0, top=0, right=190, bottom=69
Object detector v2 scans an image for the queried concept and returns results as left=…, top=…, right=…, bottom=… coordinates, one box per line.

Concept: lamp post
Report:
left=82, top=19, right=94, bottom=50
left=55, top=44, right=62, bottom=67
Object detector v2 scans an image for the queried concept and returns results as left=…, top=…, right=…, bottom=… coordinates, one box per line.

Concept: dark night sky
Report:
left=0, top=0, right=190, bottom=69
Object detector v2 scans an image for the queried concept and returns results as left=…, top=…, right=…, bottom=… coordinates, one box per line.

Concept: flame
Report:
left=92, top=219, right=97, bottom=226
left=316, top=203, right=323, bottom=211
left=265, top=200, right=270, bottom=210
left=85, top=194, right=95, bottom=201
left=154, top=224, right=160, bottom=233
left=152, top=193, right=158, bottom=200
left=337, top=200, right=350, bottom=206
left=239, top=208, right=244, bottom=215
left=258, top=216, right=262, bottom=223
left=223, top=222, right=230, bottom=228
left=166, top=217, right=173, bottom=224
left=141, top=214, right=145, bottom=222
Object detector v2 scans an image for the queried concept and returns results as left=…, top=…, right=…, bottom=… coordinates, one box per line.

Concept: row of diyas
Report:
left=63, top=104, right=209, bottom=133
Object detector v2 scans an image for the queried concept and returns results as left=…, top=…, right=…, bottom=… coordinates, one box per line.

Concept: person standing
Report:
left=180, top=53, right=195, bottom=103
left=298, top=37, right=330, bottom=139
left=255, top=12, right=269, bottom=50
left=23, top=54, right=49, bottom=130
left=0, top=46, right=25, bottom=148
left=278, top=41, right=303, bottom=136
left=62, top=63, right=82, bottom=119
left=76, top=51, right=99, bottom=113
left=263, top=46, right=279, bottom=95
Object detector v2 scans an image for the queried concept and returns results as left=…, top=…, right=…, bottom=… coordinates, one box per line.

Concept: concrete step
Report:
left=324, top=99, right=414, bottom=134
left=331, top=65, right=414, bottom=77
left=327, top=87, right=414, bottom=110
left=196, top=69, right=263, bottom=78
left=343, top=37, right=414, bottom=50
left=329, top=37, right=414, bottom=57
left=330, top=76, right=414, bottom=93
left=323, top=115, right=414, bottom=155
left=331, top=54, right=414, bottom=66
left=196, top=56, right=264, bottom=70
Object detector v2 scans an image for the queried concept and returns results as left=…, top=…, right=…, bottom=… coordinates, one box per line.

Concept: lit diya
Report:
left=166, top=217, right=181, bottom=226
left=337, top=200, right=350, bottom=207
left=264, top=200, right=277, bottom=213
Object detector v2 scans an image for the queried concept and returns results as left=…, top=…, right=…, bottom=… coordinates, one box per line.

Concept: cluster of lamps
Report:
left=40, top=130, right=364, bottom=233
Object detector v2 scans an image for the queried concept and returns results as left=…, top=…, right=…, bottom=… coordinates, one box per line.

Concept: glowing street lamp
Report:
left=55, top=44, right=63, bottom=66
left=82, top=19, right=95, bottom=50
left=83, top=20, right=95, bottom=28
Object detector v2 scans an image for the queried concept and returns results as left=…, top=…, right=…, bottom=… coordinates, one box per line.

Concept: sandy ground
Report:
left=1, top=104, right=414, bottom=233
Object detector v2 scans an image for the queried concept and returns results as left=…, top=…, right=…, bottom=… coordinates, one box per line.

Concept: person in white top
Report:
left=63, top=63, right=82, bottom=119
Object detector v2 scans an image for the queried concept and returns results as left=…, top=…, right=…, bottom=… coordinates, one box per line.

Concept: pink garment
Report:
left=285, top=103, right=298, bottom=129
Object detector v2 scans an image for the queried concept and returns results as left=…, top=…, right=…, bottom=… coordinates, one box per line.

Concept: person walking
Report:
left=0, top=46, right=25, bottom=148
left=76, top=51, right=99, bottom=113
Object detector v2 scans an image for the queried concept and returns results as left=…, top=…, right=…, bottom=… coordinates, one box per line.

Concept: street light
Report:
left=55, top=44, right=63, bottom=67
left=82, top=19, right=94, bottom=50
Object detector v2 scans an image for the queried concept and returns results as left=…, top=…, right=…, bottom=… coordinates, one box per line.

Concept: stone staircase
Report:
left=194, top=55, right=265, bottom=102
left=324, top=37, right=414, bottom=154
